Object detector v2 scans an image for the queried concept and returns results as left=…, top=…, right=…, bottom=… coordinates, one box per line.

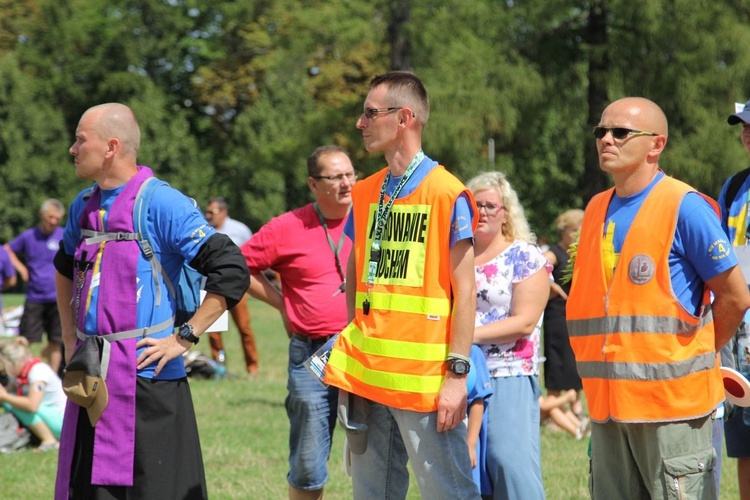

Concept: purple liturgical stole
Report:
left=56, top=167, right=154, bottom=498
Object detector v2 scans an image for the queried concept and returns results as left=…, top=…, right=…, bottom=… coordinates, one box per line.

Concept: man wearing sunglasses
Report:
left=567, top=97, right=750, bottom=499
left=717, top=98, right=750, bottom=500
left=324, top=72, right=480, bottom=499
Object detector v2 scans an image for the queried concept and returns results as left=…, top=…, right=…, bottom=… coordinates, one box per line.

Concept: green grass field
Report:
left=0, top=294, right=740, bottom=498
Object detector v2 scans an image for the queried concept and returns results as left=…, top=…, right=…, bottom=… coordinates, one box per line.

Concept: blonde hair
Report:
left=0, top=337, right=31, bottom=366
left=554, top=209, right=584, bottom=237
left=466, top=171, right=535, bottom=243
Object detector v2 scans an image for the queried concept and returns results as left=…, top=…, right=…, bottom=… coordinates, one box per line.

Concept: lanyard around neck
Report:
left=313, top=203, right=346, bottom=285
left=365, top=150, right=424, bottom=286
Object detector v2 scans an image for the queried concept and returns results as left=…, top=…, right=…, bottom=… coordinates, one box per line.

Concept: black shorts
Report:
left=68, top=377, right=207, bottom=499
left=725, top=408, right=750, bottom=458
left=20, top=301, right=62, bottom=344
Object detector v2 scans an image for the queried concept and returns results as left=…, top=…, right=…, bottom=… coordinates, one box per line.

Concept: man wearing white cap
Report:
left=717, top=98, right=750, bottom=500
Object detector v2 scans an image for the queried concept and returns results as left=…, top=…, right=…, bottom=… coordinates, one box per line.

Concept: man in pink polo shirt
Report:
left=242, top=145, right=355, bottom=500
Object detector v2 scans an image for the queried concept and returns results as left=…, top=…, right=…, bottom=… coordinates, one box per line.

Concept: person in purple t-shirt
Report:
left=4, top=199, right=65, bottom=373
left=0, top=246, right=18, bottom=333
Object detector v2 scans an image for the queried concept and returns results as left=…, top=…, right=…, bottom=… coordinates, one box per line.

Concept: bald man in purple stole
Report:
left=53, top=103, right=249, bottom=499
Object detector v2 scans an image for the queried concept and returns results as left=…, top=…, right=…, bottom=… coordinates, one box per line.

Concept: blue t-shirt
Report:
left=62, top=182, right=215, bottom=379
left=603, top=172, right=736, bottom=315
left=344, top=156, right=475, bottom=246
left=717, top=168, right=750, bottom=322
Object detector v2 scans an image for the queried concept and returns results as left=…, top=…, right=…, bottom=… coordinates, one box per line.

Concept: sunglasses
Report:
left=362, top=107, right=403, bottom=120
left=592, top=127, right=659, bottom=140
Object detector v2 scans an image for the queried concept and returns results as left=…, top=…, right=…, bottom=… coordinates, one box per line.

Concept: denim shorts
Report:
left=285, top=336, right=338, bottom=490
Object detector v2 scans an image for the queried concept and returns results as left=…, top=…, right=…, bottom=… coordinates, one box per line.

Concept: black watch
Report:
left=446, top=357, right=471, bottom=376
left=177, top=323, right=200, bottom=345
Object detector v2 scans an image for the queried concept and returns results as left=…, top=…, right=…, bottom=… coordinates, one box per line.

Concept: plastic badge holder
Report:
left=304, top=334, right=339, bottom=388
left=721, top=366, right=750, bottom=407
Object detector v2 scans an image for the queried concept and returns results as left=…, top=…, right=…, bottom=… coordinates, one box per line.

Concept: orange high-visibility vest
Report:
left=325, top=165, right=476, bottom=412
left=567, top=176, right=723, bottom=423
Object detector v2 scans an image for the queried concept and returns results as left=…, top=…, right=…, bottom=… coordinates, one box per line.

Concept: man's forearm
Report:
left=708, top=266, right=750, bottom=350
left=55, top=271, right=77, bottom=361
left=713, top=295, right=749, bottom=350
left=4, top=244, right=27, bottom=280
left=248, top=272, right=284, bottom=311
left=449, top=292, right=476, bottom=357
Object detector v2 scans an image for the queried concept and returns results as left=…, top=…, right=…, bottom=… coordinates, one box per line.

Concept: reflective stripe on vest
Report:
left=342, top=320, right=449, bottom=361
left=354, top=290, right=451, bottom=317
left=576, top=350, right=716, bottom=381
left=327, top=323, right=445, bottom=392
left=567, top=309, right=713, bottom=337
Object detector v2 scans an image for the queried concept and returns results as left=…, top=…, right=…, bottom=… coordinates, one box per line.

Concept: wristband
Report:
left=447, top=352, right=471, bottom=363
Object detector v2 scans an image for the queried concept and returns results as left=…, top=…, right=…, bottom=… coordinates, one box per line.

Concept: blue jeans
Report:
left=485, top=375, right=544, bottom=500
left=350, top=400, right=480, bottom=499
left=286, top=337, right=338, bottom=490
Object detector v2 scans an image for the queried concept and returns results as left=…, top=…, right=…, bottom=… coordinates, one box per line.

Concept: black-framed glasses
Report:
left=205, top=208, right=222, bottom=216
left=363, top=107, right=403, bottom=120
left=476, top=202, right=504, bottom=216
left=312, top=171, right=358, bottom=183
left=593, top=127, right=659, bottom=140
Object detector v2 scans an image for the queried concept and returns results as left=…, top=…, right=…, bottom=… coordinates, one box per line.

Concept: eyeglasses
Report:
left=205, top=208, right=222, bottom=216
left=476, top=203, right=504, bottom=216
left=362, top=107, right=403, bottom=120
left=593, top=127, right=659, bottom=140
left=312, top=171, right=358, bottom=183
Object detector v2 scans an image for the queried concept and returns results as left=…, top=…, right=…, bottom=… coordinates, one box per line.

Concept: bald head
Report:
left=82, top=103, right=141, bottom=159
left=596, top=97, right=669, bottom=195
left=602, top=97, right=668, bottom=138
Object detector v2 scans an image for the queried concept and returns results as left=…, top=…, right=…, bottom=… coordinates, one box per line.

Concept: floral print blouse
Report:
left=474, top=240, right=549, bottom=378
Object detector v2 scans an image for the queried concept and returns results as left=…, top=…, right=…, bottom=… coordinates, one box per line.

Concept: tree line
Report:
left=1, top=0, right=749, bottom=243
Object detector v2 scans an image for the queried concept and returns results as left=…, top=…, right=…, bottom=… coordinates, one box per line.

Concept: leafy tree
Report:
left=0, top=52, right=73, bottom=241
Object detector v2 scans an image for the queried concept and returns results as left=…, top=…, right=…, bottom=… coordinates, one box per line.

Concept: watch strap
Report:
left=177, top=323, right=200, bottom=345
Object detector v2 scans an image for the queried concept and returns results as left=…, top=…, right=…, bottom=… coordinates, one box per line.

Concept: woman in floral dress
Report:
left=466, top=172, right=550, bottom=500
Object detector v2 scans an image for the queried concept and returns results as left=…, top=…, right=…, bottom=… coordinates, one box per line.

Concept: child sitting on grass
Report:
left=0, top=337, right=65, bottom=452
left=539, top=389, right=589, bottom=440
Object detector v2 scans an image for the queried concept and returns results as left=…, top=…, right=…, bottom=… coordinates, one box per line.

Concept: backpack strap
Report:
left=133, top=177, right=177, bottom=310
left=81, top=230, right=139, bottom=245
left=75, top=316, right=174, bottom=343
left=724, top=167, right=750, bottom=214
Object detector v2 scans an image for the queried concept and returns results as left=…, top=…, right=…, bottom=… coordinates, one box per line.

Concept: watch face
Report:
left=450, top=359, right=470, bottom=375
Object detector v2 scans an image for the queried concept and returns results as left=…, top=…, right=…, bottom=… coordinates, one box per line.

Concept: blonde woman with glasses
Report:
left=467, top=171, right=549, bottom=500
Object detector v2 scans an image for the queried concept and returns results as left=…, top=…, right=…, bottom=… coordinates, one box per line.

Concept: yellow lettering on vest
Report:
left=365, top=204, right=429, bottom=287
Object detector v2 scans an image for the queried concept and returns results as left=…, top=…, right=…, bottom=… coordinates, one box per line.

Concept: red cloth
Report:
left=241, top=203, right=350, bottom=338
